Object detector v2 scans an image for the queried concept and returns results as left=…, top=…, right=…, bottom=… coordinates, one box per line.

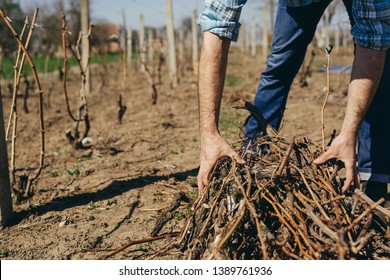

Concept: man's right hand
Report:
left=197, top=133, right=245, bottom=193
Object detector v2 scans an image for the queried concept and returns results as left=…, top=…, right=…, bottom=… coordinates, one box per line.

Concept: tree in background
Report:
left=0, top=0, right=23, bottom=56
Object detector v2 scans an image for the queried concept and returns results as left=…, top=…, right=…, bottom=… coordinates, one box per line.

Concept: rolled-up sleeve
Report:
left=197, top=0, right=247, bottom=42
left=351, top=0, right=390, bottom=51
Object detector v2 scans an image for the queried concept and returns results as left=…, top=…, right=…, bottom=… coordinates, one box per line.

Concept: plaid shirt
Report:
left=197, top=0, right=248, bottom=42
left=197, top=0, right=390, bottom=50
left=351, top=0, right=390, bottom=51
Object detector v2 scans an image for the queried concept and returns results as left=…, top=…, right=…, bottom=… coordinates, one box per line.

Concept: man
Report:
left=196, top=0, right=389, bottom=201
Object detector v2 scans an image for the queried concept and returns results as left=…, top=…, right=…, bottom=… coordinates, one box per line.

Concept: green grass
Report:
left=0, top=250, right=9, bottom=258
left=1, top=53, right=122, bottom=79
left=218, top=105, right=250, bottom=141
left=174, top=209, right=190, bottom=221
left=225, top=74, right=244, bottom=88
left=219, top=110, right=243, bottom=134
left=65, top=167, right=83, bottom=177
left=87, top=201, right=97, bottom=210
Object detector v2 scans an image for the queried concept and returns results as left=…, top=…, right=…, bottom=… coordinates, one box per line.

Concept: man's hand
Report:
left=313, top=134, right=359, bottom=193
left=197, top=133, right=245, bottom=193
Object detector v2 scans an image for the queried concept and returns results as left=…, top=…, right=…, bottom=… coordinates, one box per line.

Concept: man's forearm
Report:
left=340, top=46, right=386, bottom=138
left=314, top=45, right=386, bottom=191
left=198, top=32, right=231, bottom=138
left=196, top=31, right=245, bottom=191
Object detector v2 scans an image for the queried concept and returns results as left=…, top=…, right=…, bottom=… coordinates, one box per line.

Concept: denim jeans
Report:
left=244, top=0, right=390, bottom=182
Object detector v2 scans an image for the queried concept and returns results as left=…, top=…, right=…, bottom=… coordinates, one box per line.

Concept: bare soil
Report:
left=0, top=47, right=359, bottom=260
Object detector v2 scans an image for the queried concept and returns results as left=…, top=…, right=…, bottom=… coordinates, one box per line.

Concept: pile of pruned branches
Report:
left=91, top=101, right=389, bottom=260
left=156, top=131, right=389, bottom=260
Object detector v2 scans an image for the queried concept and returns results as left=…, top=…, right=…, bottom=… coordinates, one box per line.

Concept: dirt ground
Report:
left=0, top=46, right=359, bottom=260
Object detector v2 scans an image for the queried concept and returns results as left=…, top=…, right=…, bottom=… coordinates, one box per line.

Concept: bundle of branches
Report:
left=156, top=133, right=389, bottom=260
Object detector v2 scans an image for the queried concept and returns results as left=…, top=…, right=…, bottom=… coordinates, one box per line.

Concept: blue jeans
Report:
left=244, top=0, right=390, bottom=182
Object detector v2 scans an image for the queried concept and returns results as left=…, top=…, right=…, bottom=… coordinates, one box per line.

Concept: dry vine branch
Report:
left=321, top=45, right=333, bottom=151
left=84, top=232, right=180, bottom=260
left=140, top=38, right=165, bottom=105
left=0, top=8, right=45, bottom=199
left=117, top=94, right=127, bottom=124
left=61, top=12, right=93, bottom=149
left=61, top=13, right=79, bottom=123
left=299, top=50, right=315, bottom=88
left=6, top=16, right=30, bottom=198
left=117, top=48, right=127, bottom=124
left=23, top=76, right=30, bottom=113
left=234, top=100, right=277, bottom=137
left=6, top=15, right=29, bottom=141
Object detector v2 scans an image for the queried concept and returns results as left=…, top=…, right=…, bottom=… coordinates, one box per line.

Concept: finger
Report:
left=352, top=166, right=360, bottom=190
left=355, top=171, right=361, bottom=188
left=197, top=166, right=209, bottom=193
left=341, top=176, right=353, bottom=194
left=231, top=151, right=245, bottom=165
left=197, top=161, right=214, bottom=193
left=197, top=174, right=209, bottom=194
left=341, top=163, right=355, bottom=193
left=197, top=175, right=204, bottom=193
left=313, top=150, right=335, bottom=165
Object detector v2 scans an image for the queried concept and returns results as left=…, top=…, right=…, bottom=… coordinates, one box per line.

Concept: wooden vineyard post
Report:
left=191, top=9, right=199, bottom=76
left=335, top=25, right=340, bottom=54
left=0, top=92, right=13, bottom=226
left=250, top=16, right=256, bottom=57
left=269, top=0, right=275, bottom=38
left=262, top=3, right=269, bottom=60
left=139, top=14, right=145, bottom=72
left=81, top=0, right=91, bottom=94
left=148, top=29, right=154, bottom=67
left=240, top=23, right=249, bottom=54
left=127, top=26, right=132, bottom=67
left=342, top=28, right=348, bottom=49
left=165, top=0, right=178, bottom=88
left=178, top=29, right=184, bottom=80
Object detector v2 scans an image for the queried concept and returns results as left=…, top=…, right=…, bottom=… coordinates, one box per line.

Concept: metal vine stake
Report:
left=61, top=12, right=93, bottom=149
left=0, top=8, right=45, bottom=199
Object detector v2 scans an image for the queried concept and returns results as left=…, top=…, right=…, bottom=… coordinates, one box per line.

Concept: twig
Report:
left=94, top=232, right=180, bottom=260
left=276, top=138, right=295, bottom=176
left=290, top=164, right=330, bottom=220
left=23, top=76, right=30, bottom=113
left=354, top=189, right=390, bottom=218
left=151, top=192, right=188, bottom=237
left=327, top=129, right=337, bottom=147
left=321, top=45, right=333, bottom=151
left=305, top=204, right=339, bottom=242
left=299, top=50, right=315, bottom=88
left=234, top=99, right=277, bottom=136
left=61, top=12, right=80, bottom=122
left=347, top=198, right=385, bottom=231
left=140, top=46, right=159, bottom=104
left=117, top=94, right=127, bottom=124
